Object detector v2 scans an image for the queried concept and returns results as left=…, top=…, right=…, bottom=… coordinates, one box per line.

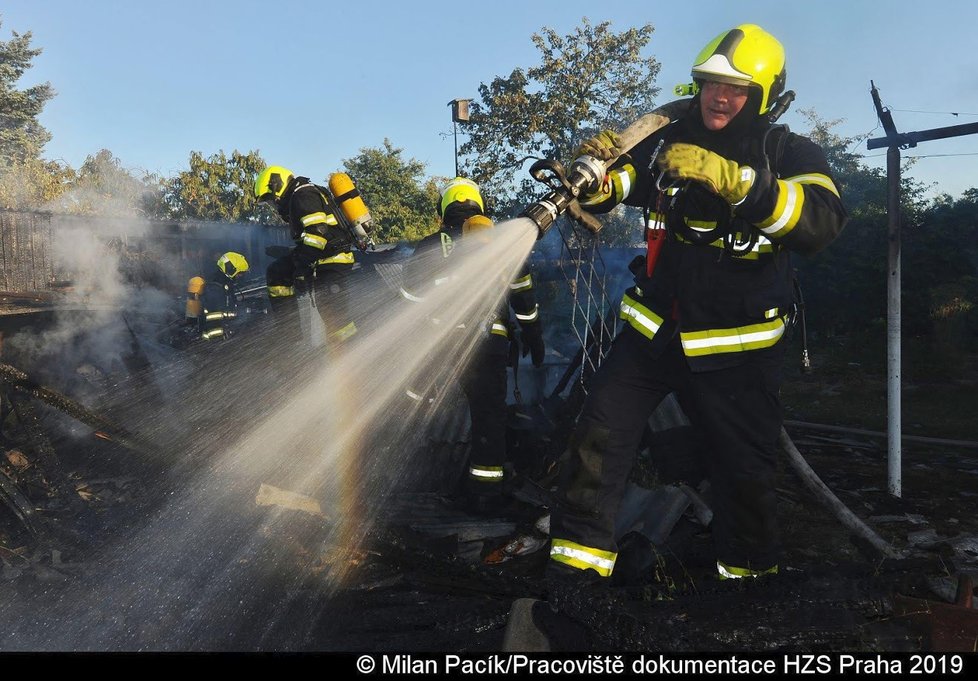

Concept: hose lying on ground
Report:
left=779, top=427, right=905, bottom=560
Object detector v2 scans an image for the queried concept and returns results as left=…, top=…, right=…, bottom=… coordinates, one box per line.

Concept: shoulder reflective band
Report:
left=680, top=317, right=786, bottom=356
left=550, top=538, right=616, bottom=577
left=787, top=172, right=839, bottom=197
left=756, top=172, right=839, bottom=239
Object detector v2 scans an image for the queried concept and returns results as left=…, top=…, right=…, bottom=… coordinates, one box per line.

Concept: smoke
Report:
left=4, top=211, right=181, bottom=406
left=0, top=218, right=542, bottom=650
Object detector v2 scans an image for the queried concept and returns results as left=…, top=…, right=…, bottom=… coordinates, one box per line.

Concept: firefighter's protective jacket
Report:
left=197, top=268, right=243, bottom=341
left=583, top=107, right=848, bottom=371
left=280, top=176, right=355, bottom=268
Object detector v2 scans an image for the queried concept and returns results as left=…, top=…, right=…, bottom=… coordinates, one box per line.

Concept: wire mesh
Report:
left=554, top=218, right=620, bottom=396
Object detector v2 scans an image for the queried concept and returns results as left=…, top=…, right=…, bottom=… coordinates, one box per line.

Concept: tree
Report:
left=792, top=110, right=943, bottom=343
left=46, top=149, right=159, bottom=216
left=0, top=19, right=64, bottom=209
left=0, top=156, right=73, bottom=210
left=158, top=149, right=267, bottom=222
left=0, top=20, right=54, bottom=167
left=459, top=17, right=661, bottom=216
left=342, top=139, right=441, bottom=243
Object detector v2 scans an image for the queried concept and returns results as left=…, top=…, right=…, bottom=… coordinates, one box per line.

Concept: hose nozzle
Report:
left=521, top=156, right=605, bottom=238
left=521, top=111, right=673, bottom=239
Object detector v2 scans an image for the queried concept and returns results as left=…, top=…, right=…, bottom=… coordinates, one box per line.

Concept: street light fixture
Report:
left=448, top=98, right=471, bottom=177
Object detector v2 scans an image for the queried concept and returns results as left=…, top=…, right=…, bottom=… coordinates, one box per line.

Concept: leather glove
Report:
left=576, top=130, right=621, bottom=162
left=658, top=143, right=756, bottom=205
left=520, top=323, right=546, bottom=367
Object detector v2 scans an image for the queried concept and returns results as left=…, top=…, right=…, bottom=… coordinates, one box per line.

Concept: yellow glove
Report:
left=658, top=143, right=756, bottom=205
left=576, top=130, right=622, bottom=162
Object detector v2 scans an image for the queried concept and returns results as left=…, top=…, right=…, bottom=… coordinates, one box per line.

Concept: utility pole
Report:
left=448, top=99, right=471, bottom=177
left=867, top=81, right=978, bottom=498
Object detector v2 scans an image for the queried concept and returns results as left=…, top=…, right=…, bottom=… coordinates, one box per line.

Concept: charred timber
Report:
left=0, top=361, right=156, bottom=456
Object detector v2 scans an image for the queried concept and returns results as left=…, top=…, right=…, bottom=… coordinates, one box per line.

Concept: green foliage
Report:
left=0, top=20, right=54, bottom=168
left=342, top=139, right=440, bottom=243
left=459, top=17, right=661, bottom=215
left=159, top=149, right=267, bottom=222
left=0, top=156, right=73, bottom=209
left=793, top=111, right=978, bottom=354
left=45, top=149, right=159, bottom=216
left=0, top=19, right=64, bottom=209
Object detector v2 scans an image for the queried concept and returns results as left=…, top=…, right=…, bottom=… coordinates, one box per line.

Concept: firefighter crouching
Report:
left=399, top=177, right=546, bottom=514
left=547, top=24, right=848, bottom=593
left=254, top=165, right=358, bottom=349
left=185, top=251, right=250, bottom=342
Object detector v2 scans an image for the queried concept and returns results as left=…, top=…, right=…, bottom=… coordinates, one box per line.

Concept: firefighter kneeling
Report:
left=185, top=251, right=250, bottom=342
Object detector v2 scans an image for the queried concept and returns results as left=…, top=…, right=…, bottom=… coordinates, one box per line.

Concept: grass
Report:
left=780, top=334, right=978, bottom=442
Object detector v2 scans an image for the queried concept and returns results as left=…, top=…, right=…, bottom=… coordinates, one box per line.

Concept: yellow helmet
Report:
left=691, top=24, right=786, bottom=115
left=438, top=177, right=485, bottom=217
left=254, top=166, right=294, bottom=203
left=217, top=252, right=249, bottom=278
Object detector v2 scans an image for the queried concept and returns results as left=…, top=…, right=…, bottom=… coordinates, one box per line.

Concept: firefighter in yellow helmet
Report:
left=185, top=251, right=250, bottom=342
left=399, top=177, right=545, bottom=514
left=254, top=165, right=357, bottom=348
left=547, top=24, right=848, bottom=600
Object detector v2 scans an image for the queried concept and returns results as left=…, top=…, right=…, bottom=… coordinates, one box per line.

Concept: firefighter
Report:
left=400, top=177, right=545, bottom=513
left=548, top=24, right=848, bottom=589
left=185, top=251, right=250, bottom=341
left=254, top=165, right=357, bottom=348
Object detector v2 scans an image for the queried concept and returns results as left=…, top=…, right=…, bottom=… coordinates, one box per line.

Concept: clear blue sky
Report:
left=4, top=0, right=978, bottom=199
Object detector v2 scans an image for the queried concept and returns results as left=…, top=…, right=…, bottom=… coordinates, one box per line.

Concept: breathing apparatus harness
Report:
left=643, top=90, right=796, bottom=271
left=641, top=90, right=812, bottom=371
left=291, top=173, right=376, bottom=311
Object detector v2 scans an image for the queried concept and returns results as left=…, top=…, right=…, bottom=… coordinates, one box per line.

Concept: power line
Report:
left=864, top=151, right=978, bottom=159
left=890, top=108, right=978, bottom=117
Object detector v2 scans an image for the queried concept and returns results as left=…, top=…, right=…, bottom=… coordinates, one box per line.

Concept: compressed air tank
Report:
left=328, top=172, right=373, bottom=242
left=185, top=276, right=205, bottom=319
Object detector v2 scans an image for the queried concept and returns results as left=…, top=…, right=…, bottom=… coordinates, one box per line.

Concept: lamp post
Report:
left=448, top=98, right=471, bottom=177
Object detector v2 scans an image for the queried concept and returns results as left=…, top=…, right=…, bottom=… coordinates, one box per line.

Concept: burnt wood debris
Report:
left=0, top=209, right=976, bottom=652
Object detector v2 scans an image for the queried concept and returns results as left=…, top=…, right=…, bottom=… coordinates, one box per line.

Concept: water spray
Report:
left=520, top=112, right=671, bottom=238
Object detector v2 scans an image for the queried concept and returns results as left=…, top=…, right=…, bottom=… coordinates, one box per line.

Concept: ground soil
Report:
left=0, top=338, right=976, bottom=653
